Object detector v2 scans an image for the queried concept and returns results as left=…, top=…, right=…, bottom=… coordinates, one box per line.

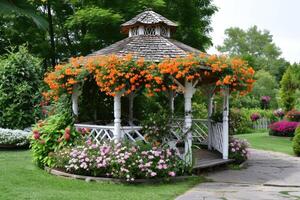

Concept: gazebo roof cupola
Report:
left=121, top=9, right=177, bottom=38
left=87, top=10, right=200, bottom=62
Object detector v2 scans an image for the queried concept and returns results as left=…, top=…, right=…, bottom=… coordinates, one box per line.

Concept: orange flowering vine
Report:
left=43, top=53, right=255, bottom=101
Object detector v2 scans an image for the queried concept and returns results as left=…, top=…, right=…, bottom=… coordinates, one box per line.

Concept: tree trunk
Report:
left=47, top=0, right=56, bottom=67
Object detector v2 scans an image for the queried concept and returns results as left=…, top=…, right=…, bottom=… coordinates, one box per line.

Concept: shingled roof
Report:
left=86, top=10, right=202, bottom=62
left=121, top=10, right=177, bottom=29
left=87, top=35, right=200, bottom=62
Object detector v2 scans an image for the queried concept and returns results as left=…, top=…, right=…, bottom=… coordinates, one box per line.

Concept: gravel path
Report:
left=176, top=149, right=300, bottom=200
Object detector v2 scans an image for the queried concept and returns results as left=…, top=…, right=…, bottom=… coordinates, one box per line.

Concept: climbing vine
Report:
left=43, top=53, right=255, bottom=100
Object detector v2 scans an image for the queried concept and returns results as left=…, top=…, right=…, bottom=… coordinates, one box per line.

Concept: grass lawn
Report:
left=0, top=150, right=203, bottom=200
left=236, top=131, right=294, bottom=156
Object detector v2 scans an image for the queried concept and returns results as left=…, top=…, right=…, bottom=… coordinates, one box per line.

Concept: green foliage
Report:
left=0, top=46, right=42, bottom=129
left=164, top=0, right=217, bottom=51
left=65, top=6, right=123, bottom=55
left=141, top=109, right=172, bottom=145
left=293, top=127, right=300, bottom=156
left=0, top=0, right=48, bottom=30
left=279, top=64, right=300, bottom=111
left=218, top=26, right=289, bottom=82
left=192, top=102, right=208, bottom=119
left=30, top=112, right=83, bottom=168
left=231, top=95, right=260, bottom=109
left=0, top=0, right=217, bottom=66
left=229, top=108, right=252, bottom=135
left=252, top=70, right=278, bottom=108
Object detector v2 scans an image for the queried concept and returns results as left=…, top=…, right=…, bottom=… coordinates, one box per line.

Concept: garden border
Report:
left=45, top=167, right=193, bottom=184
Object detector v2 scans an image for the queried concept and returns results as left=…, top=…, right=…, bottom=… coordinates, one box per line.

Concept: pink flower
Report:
left=168, top=171, right=176, bottom=177
left=150, top=172, right=157, bottom=177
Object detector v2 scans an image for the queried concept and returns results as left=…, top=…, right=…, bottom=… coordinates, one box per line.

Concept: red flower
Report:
left=64, top=133, right=70, bottom=141
left=33, top=130, right=40, bottom=140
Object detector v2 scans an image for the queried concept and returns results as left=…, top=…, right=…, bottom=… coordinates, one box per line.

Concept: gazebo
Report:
left=69, top=10, right=231, bottom=166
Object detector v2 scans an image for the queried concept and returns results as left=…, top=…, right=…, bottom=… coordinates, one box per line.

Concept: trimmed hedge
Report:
left=293, top=127, right=300, bottom=156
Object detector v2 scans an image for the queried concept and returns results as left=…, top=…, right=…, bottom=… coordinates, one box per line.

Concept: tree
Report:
left=252, top=70, right=278, bottom=108
left=279, top=64, right=300, bottom=111
left=0, top=46, right=42, bottom=129
left=165, top=0, right=218, bottom=51
left=0, top=0, right=48, bottom=30
left=0, top=0, right=218, bottom=68
left=217, top=26, right=289, bottom=81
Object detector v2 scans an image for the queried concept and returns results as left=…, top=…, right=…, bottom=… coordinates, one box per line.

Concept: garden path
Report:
left=176, top=149, right=300, bottom=200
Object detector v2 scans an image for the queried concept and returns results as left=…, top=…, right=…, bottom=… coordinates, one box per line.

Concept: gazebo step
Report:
left=193, top=158, right=234, bottom=169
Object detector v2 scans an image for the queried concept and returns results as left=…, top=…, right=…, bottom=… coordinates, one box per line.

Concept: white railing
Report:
left=74, top=124, right=144, bottom=144
left=170, top=119, right=209, bottom=144
left=253, top=118, right=271, bottom=130
left=210, top=122, right=223, bottom=154
left=75, top=119, right=224, bottom=156
left=192, top=119, right=209, bottom=145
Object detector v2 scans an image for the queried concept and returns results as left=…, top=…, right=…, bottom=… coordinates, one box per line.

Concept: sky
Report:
left=208, top=0, right=300, bottom=63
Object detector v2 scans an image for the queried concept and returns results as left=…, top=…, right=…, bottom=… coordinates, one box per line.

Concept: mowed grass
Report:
left=237, top=131, right=294, bottom=156
left=0, top=151, right=204, bottom=200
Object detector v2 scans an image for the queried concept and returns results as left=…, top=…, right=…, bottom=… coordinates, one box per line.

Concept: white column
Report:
left=207, top=91, right=214, bottom=150
left=114, top=93, right=122, bottom=142
left=72, top=85, right=79, bottom=116
left=222, top=86, right=230, bottom=159
left=128, top=92, right=135, bottom=126
left=169, top=90, right=175, bottom=115
left=138, top=26, right=144, bottom=35
left=184, top=81, right=196, bottom=164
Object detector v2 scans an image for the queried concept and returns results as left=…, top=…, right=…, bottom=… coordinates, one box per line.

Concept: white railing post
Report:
left=222, top=86, right=229, bottom=159
left=72, top=84, right=80, bottom=116
left=208, top=92, right=214, bottom=150
left=128, top=92, right=135, bottom=126
left=184, top=81, right=196, bottom=164
left=114, top=93, right=122, bottom=142
left=169, top=90, right=175, bottom=115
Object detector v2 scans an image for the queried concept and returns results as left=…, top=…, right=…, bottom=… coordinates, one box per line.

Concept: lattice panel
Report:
left=130, top=27, right=139, bottom=36
left=144, top=26, right=156, bottom=35
left=210, top=122, right=223, bottom=153
left=160, top=26, right=169, bottom=37
left=121, top=126, right=145, bottom=142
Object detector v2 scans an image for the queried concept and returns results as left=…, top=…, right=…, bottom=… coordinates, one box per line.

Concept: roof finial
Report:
left=144, top=7, right=153, bottom=11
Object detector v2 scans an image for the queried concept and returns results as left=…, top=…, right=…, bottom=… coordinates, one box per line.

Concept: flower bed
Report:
left=0, top=128, right=30, bottom=148
left=51, top=141, right=190, bottom=182
left=229, top=137, right=249, bottom=164
left=269, top=121, right=299, bottom=137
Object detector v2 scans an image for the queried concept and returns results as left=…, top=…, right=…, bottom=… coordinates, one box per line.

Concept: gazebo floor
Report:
left=192, top=149, right=234, bottom=170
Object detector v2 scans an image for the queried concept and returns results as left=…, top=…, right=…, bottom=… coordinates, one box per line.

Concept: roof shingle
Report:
left=87, top=35, right=200, bottom=62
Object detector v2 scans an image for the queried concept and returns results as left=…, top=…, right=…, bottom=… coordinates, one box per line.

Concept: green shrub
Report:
left=293, top=127, right=300, bottom=156
left=0, top=128, right=30, bottom=147
left=0, top=46, right=42, bottom=129
left=229, top=108, right=252, bottom=135
left=30, top=112, right=84, bottom=168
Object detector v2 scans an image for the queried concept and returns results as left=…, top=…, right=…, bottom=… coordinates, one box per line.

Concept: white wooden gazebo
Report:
left=72, top=10, right=230, bottom=166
